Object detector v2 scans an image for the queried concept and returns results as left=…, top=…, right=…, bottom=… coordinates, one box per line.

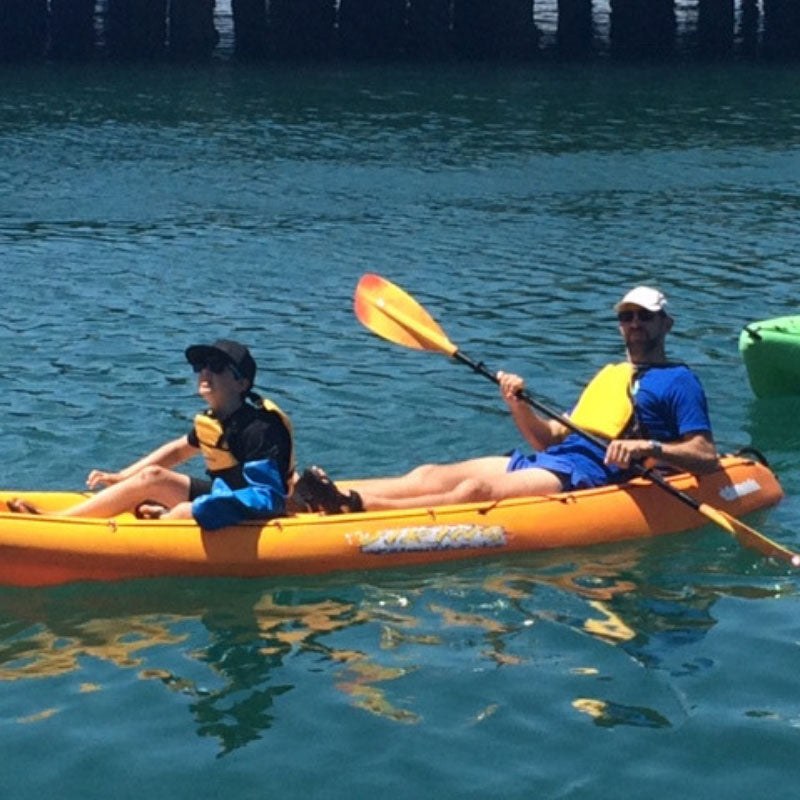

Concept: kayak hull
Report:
left=740, top=316, right=800, bottom=398
left=0, top=455, right=784, bottom=587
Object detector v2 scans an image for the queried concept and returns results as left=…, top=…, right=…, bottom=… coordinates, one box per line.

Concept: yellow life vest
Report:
left=567, top=362, right=636, bottom=439
left=193, top=396, right=295, bottom=478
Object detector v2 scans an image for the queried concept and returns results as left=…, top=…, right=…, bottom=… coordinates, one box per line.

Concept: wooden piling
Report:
left=338, top=0, right=406, bottom=60
left=697, top=0, right=734, bottom=58
left=763, top=0, right=800, bottom=59
left=610, top=0, right=676, bottom=59
left=232, top=0, right=268, bottom=59
left=557, top=0, right=594, bottom=59
left=453, top=0, right=538, bottom=60
left=49, top=0, right=97, bottom=60
left=0, top=0, right=48, bottom=60
left=739, top=0, right=759, bottom=59
left=267, top=0, right=336, bottom=60
left=169, top=0, right=219, bottom=59
left=106, top=0, right=167, bottom=59
left=405, top=0, right=452, bottom=60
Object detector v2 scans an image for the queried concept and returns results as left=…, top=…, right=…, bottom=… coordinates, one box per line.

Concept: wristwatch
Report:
left=649, top=440, right=663, bottom=458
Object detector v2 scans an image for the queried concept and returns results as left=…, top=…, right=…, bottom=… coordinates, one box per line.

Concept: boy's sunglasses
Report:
left=192, top=357, right=243, bottom=379
left=617, top=309, right=658, bottom=323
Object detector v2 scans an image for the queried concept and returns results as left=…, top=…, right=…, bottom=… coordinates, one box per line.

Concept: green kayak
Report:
left=739, top=315, right=800, bottom=398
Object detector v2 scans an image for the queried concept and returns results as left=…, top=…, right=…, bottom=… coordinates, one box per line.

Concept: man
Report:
left=294, top=286, right=719, bottom=515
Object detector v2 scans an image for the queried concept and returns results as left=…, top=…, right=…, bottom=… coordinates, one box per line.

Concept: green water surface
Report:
left=1, top=60, right=800, bottom=799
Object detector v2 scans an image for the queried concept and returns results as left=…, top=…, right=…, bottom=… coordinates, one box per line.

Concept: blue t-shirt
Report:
left=630, top=363, right=711, bottom=441
left=507, top=363, right=712, bottom=490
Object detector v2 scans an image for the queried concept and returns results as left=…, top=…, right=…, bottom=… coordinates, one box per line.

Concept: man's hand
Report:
left=604, top=438, right=659, bottom=468
left=497, top=371, right=526, bottom=405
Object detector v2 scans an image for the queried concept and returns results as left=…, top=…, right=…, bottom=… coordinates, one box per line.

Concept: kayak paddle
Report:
left=354, top=272, right=799, bottom=567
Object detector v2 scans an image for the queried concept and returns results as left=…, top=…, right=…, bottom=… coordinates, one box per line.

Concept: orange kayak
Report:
left=0, top=454, right=784, bottom=587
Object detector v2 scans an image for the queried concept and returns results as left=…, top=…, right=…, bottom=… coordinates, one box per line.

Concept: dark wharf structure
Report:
left=1, top=0, right=799, bottom=63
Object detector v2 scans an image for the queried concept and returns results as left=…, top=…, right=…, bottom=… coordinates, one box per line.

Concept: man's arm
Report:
left=604, top=431, right=718, bottom=474
left=497, top=371, right=570, bottom=450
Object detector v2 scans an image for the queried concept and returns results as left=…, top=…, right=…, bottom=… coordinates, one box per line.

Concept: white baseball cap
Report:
left=614, top=286, right=667, bottom=313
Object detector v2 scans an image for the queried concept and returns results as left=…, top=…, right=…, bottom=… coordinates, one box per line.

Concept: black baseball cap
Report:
left=185, top=339, right=257, bottom=386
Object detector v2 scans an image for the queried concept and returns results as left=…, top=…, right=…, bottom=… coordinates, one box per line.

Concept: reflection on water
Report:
left=745, top=396, right=800, bottom=469
left=572, top=697, right=672, bottom=729
left=1, top=542, right=790, bottom=753
left=0, top=617, right=187, bottom=681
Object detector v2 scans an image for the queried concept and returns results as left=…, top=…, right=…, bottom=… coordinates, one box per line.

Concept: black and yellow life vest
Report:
left=193, top=396, right=295, bottom=478
left=567, top=362, right=636, bottom=439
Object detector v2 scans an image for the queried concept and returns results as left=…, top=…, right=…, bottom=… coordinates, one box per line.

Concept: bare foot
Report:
left=7, top=498, right=41, bottom=514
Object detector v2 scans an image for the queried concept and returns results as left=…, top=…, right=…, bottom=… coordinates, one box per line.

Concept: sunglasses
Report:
left=617, top=309, right=659, bottom=323
left=192, top=356, right=243, bottom=379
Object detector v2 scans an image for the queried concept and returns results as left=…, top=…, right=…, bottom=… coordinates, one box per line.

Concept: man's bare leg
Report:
left=349, top=456, right=512, bottom=500
left=358, top=466, right=564, bottom=511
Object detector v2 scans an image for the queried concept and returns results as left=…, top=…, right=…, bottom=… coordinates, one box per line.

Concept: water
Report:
left=1, top=60, right=800, bottom=798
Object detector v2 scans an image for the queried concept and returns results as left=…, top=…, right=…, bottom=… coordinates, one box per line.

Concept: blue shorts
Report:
left=506, top=436, right=623, bottom=491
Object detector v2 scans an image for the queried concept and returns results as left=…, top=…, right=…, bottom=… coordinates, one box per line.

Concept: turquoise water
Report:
left=2, top=61, right=800, bottom=798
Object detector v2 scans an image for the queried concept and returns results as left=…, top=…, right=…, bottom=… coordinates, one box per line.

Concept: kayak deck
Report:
left=740, top=315, right=800, bottom=398
left=0, top=454, right=785, bottom=587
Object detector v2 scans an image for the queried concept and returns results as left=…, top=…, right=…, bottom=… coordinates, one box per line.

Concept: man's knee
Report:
left=451, top=478, right=492, bottom=503
left=407, top=463, right=439, bottom=484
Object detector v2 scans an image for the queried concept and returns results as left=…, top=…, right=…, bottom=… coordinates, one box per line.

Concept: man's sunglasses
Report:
left=617, top=309, right=659, bottom=323
left=192, top=357, right=243, bottom=379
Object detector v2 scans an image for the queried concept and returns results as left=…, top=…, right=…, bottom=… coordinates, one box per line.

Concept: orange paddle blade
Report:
left=698, top=502, right=800, bottom=566
left=354, top=273, right=458, bottom=356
